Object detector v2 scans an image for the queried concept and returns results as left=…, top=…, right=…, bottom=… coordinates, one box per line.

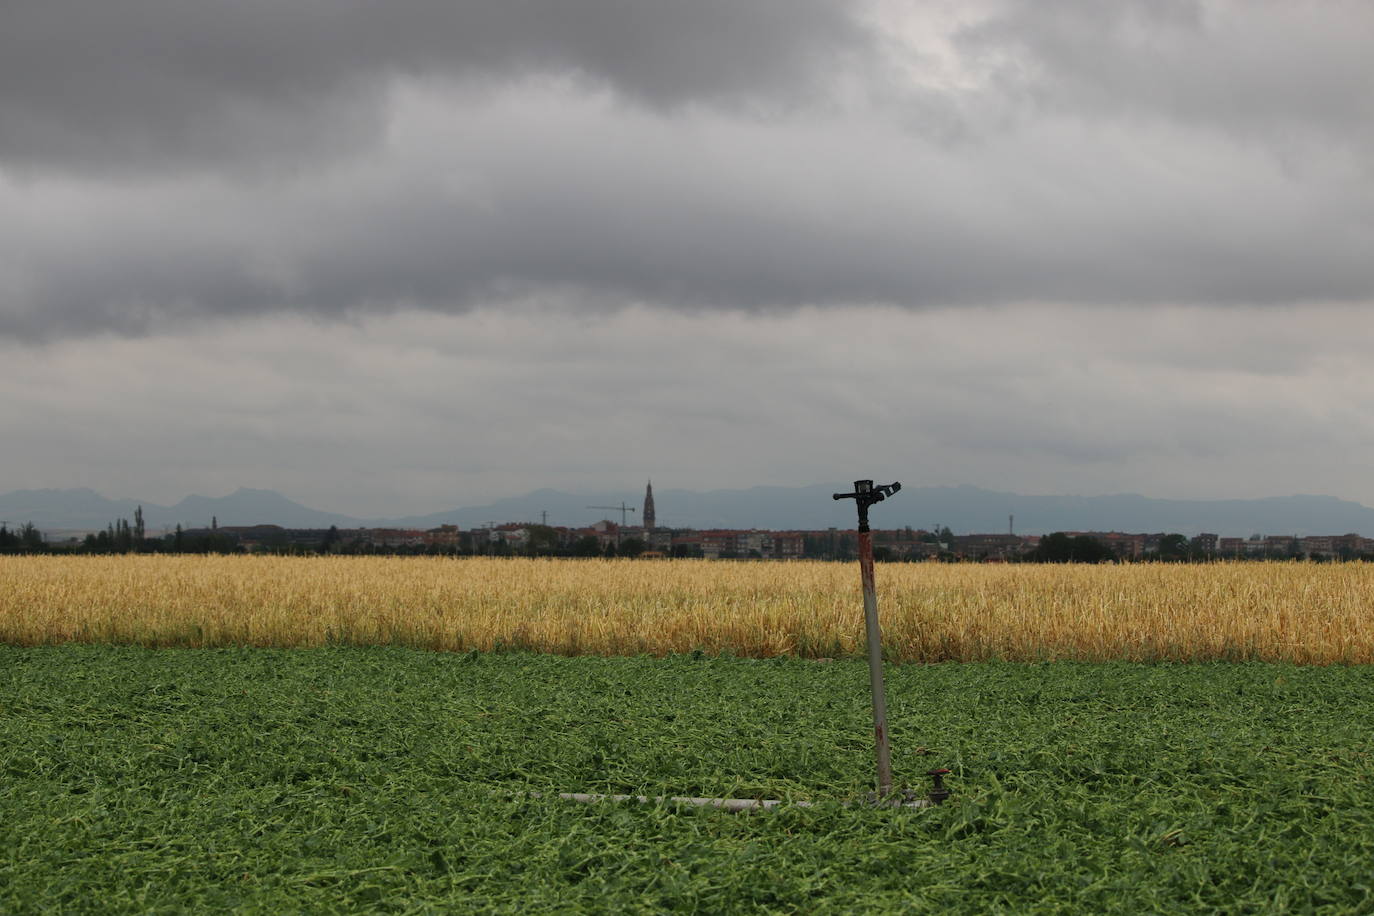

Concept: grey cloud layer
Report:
left=7, top=83, right=1369, bottom=340
left=0, top=0, right=866, bottom=174
left=4, top=306, right=1371, bottom=515
left=2, top=1, right=1372, bottom=341
left=959, top=0, right=1374, bottom=155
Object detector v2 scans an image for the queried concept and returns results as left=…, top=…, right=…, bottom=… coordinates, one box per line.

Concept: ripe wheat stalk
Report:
left=2, top=556, right=1372, bottom=663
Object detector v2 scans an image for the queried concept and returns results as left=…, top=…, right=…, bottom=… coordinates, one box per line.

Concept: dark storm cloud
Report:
left=7, top=76, right=1369, bottom=342
left=2, top=1, right=1372, bottom=342
left=0, top=0, right=869, bottom=174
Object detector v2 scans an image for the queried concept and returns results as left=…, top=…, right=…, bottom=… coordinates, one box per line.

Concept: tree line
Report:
left=4, top=513, right=1371, bottom=562
left=1024, top=532, right=1374, bottom=563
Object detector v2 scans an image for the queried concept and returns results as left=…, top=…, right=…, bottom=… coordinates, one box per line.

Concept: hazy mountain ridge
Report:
left=7, top=484, right=1374, bottom=538
left=0, top=487, right=359, bottom=532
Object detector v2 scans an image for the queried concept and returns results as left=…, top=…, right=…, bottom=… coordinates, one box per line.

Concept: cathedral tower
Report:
left=643, top=480, right=655, bottom=530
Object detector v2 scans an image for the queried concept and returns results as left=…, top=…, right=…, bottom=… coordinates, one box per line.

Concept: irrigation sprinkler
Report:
left=833, top=479, right=902, bottom=798
left=542, top=478, right=950, bottom=812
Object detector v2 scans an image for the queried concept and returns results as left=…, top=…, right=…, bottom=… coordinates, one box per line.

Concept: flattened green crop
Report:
left=2, top=647, right=1373, bottom=913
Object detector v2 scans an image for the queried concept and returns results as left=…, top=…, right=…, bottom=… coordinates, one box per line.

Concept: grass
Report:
left=4, top=646, right=1374, bottom=912
left=5, top=555, right=1374, bottom=663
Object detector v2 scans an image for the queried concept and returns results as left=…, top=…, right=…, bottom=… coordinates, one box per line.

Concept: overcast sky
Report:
left=4, top=0, right=1373, bottom=517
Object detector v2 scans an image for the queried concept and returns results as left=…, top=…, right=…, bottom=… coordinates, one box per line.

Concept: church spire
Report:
left=643, top=480, right=655, bottom=530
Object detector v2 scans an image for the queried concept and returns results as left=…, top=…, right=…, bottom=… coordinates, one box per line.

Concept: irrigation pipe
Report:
left=527, top=791, right=932, bottom=812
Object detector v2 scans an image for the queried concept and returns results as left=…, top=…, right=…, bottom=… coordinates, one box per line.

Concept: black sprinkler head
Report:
left=832, top=480, right=902, bottom=531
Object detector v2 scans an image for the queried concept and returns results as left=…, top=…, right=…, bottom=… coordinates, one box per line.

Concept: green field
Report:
left=3, top=647, right=1373, bottom=913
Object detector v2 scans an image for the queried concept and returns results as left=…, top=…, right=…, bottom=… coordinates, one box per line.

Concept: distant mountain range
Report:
left=0, top=488, right=361, bottom=533
left=7, top=484, right=1374, bottom=539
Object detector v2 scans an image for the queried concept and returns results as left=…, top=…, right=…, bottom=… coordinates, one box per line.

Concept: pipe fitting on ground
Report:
left=927, top=768, right=951, bottom=805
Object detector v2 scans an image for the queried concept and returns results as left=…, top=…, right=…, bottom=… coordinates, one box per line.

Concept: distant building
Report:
left=1264, top=535, right=1298, bottom=555
left=1300, top=535, right=1335, bottom=557
left=1331, top=534, right=1374, bottom=557
left=359, top=528, right=428, bottom=548
left=643, top=480, right=656, bottom=530
left=1094, top=532, right=1147, bottom=559
left=950, top=533, right=1024, bottom=560
left=1218, top=537, right=1246, bottom=556
left=424, top=525, right=461, bottom=548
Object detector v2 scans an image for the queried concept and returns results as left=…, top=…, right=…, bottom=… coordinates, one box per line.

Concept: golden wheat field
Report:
left=2, top=555, right=1374, bottom=663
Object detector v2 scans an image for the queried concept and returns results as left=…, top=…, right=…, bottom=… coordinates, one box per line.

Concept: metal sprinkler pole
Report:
left=833, top=480, right=902, bottom=798
left=857, top=524, right=892, bottom=796
left=539, top=478, right=953, bottom=813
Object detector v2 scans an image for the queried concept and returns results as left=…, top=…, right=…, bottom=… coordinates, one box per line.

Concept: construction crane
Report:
left=587, top=503, right=637, bottom=547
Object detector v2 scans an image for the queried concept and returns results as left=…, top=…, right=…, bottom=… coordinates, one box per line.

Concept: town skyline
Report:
left=10, top=480, right=1374, bottom=543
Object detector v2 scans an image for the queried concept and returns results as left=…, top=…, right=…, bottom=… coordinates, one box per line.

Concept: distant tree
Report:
left=133, top=506, right=145, bottom=546
left=174, top=523, right=184, bottom=552
left=20, top=522, right=44, bottom=551
left=1153, top=533, right=1191, bottom=562
left=321, top=525, right=340, bottom=554
left=834, top=533, right=857, bottom=561
left=1032, top=532, right=1116, bottom=564
left=602, top=540, right=618, bottom=559
left=108, top=519, right=130, bottom=552
left=573, top=536, right=601, bottom=557
left=1032, top=533, right=1073, bottom=562
left=524, top=524, right=560, bottom=556
left=619, top=537, right=645, bottom=558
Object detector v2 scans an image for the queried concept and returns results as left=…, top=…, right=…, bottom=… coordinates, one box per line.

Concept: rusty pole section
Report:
left=856, top=526, right=892, bottom=796
left=833, top=479, right=901, bottom=798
